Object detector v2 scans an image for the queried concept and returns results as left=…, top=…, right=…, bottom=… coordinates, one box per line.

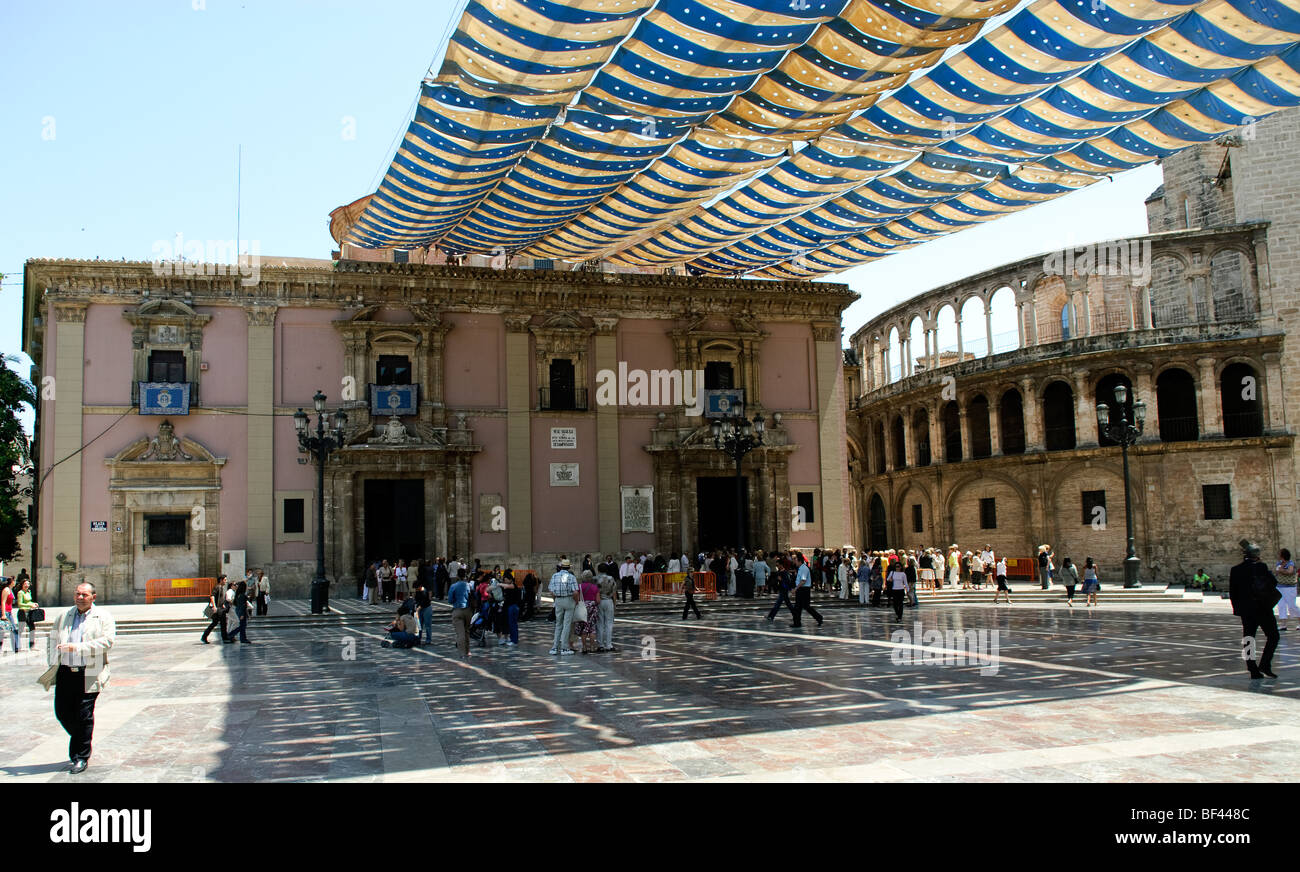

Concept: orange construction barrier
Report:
left=639, top=571, right=717, bottom=600
left=145, top=577, right=216, bottom=604
left=1003, top=558, right=1037, bottom=580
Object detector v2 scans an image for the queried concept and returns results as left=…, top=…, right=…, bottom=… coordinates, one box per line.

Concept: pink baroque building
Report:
left=20, top=259, right=856, bottom=602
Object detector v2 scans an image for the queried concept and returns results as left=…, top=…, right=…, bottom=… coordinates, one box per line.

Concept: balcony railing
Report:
left=1223, top=410, right=1264, bottom=438
left=1158, top=416, right=1199, bottom=443
left=539, top=387, right=589, bottom=411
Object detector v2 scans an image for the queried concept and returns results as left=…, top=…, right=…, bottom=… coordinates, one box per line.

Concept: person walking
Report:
left=200, top=575, right=228, bottom=644
left=47, top=582, right=115, bottom=774
left=619, top=556, right=636, bottom=603
left=578, top=571, right=600, bottom=653
left=415, top=582, right=434, bottom=645
left=856, top=557, right=872, bottom=606
left=0, top=577, right=17, bottom=652
left=549, top=559, right=580, bottom=656
left=1275, top=548, right=1298, bottom=631
left=1229, top=539, right=1281, bottom=679
left=501, top=573, right=522, bottom=647
left=254, top=570, right=270, bottom=616
left=16, top=578, right=39, bottom=648
left=682, top=572, right=702, bottom=620
left=448, top=573, right=472, bottom=659
left=790, top=552, right=823, bottom=628
left=993, top=554, right=1012, bottom=604
left=1081, top=557, right=1100, bottom=607
left=596, top=569, right=617, bottom=652
left=1060, top=557, right=1079, bottom=607
left=766, top=557, right=797, bottom=622
left=224, top=580, right=254, bottom=644
left=887, top=559, right=909, bottom=621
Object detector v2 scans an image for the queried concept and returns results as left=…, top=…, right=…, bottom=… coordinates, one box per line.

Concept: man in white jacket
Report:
left=47, top=582, right=116, bottom=774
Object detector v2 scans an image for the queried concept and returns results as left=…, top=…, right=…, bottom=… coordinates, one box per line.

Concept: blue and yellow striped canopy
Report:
left=338, top=0, right=1300, bottom=277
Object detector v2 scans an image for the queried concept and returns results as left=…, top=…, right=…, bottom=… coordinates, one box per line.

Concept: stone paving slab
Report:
left=0, top=602, right=1294, bottom=782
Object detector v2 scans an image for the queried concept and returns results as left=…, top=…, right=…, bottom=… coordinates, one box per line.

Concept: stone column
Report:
left=1021, top=376, right=1044, bottom=451
left=246, top=305, right=277, bottom=566
left=927, top=403, right=942, bottom=463
left=1073, top=370, right=1098, bottom=447
left=1028, top=299, right=1039, bottom=346
left=1133, top=363, right=1157, bottom=443
left=594, top=317, right=621, bottom=554
left=504, top=314, right=533, bottom=556
left=989, top=394, right=1003, bottom=455
left=883, top=416, right=896, bottom=472
left=1016, top=302, right=1026, bottom=347
left=957, top=406, right=970, bottom=462
left=1197, top=357, right=1223, bottom=438
left=1138, top=284, right=1152, bottom=329
left=984, top=303, right=993, bottom=356
left=813, top=323, right=848, bottom=546
left=1262, top=351, right=1286, bottom=434
left=901, top=410, right=914, bottom=468
left=955, top=317, right=964, bottom=358
left=51, top=303, right=87, bottom=577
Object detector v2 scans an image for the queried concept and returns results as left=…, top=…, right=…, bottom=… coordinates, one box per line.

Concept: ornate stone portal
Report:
left=104, top=422, right=224, bottom=602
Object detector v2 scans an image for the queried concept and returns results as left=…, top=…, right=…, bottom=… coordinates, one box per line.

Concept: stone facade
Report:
left=22, top=260, right=855, bottom=603
left=845, top=121, right=1300, bottom=583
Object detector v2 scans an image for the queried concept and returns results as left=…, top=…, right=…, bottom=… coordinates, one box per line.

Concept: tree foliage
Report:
left=0, top=355, right=36, bottom=564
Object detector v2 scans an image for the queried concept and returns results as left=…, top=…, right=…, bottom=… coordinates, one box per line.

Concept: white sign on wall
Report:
left=550, top=462, right=579, bottom=487
left=621, top=486, right=653, bottom=533
left=550, top=427, right=577, bottom=449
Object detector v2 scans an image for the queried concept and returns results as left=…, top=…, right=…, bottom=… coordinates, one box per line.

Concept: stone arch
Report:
left=1149, top=254, right=1190, bottom=326
left=934, top=302, right=959, bottom=366
left=1155, top=366, right=1199, bottom=442
left=967, top=393, right=992, bottom=458
left=988, top=286, right=1017, bottom=354
left=1220, top=360, right=1264, bottom=437
left=1042, top=379, right=1076, bottom=451
left=895, top=481, right=935, bottom=546
left=867, top=490, right=889, bottom=550
left=1042, top=459, right=1133, bottom=569
left=943, top=471, right=1031, bottom=558
left=912, top=407, right=932, bottom=466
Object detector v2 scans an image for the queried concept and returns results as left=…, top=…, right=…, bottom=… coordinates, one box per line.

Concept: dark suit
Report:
left=435, top=564, right=450, bottom=600
left=1229, top=558, right=1280, bottom=676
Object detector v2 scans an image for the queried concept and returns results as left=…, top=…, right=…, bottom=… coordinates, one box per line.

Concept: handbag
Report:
left=27, top=608, right=45, bottom=623
left=37, top=664, right=59, bottom=692
left=573, top=598, right=588, bottom=622
left=203, top=605, right=216, bottom=620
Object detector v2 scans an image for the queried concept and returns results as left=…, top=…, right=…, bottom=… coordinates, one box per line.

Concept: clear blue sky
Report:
left=0, top=0, right=1161, bottom=413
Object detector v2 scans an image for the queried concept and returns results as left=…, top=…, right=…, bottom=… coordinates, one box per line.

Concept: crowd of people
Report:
left=199, top=570, right=271, bottom=644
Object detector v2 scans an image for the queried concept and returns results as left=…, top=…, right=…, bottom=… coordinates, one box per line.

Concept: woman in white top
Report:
left=993, top=556, right=1012, bottom=604
left=838, top=558, right=851, bottom=599
left=887, top=561, right=909, bottom=621
left=394, top=560, right=408, bottom=600
left=667, top=556, right=681, bottom=573
left=727, top=552, right=739, bottom=596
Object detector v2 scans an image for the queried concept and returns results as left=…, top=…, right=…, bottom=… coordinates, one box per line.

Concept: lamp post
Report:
left=1096, top=384, right=1146, bottom=588
left=295, top=390, right=348, bottom=614
left=710, top=404, right=773, bottom=552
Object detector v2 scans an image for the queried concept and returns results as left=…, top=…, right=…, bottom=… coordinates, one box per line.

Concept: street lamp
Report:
left=295, top=390, right=348, bottom=613
left=711, top=403, right=770, bottom=553
left=1096, top=384, right=1147, bottom=588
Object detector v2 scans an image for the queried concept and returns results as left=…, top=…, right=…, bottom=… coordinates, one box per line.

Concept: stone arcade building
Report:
left=844, top=117, right=1300, bottom=581
left=21, top=261, right=854, bottom=602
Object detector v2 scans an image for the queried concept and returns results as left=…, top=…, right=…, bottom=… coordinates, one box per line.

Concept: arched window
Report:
left=913, top=409, right=931, bottom=466
left=1221, top=362, right=1264, bottom=437
left=1000, top=389, right=1025, bottom=454
left=989, top=287, right=1017, bottom=354
left=868, top=493, right=888, bottom=550
left=942, top=401, right=962, bottom=463
left=1043, top=381, right=1076, bottom=451
left=888, top=327, right=901, bottom=383
left=892, top=415, right=907, bottom=469
left=1060, top=303, right=1072, bottom=341
left=968, top=395, right=992, bottom=458
left=1156, top=368, right=1199, bottom=442
left=1095, top=373, right=1134, bottom=447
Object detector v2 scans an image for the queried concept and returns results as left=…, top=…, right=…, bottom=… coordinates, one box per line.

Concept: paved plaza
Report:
left=2, top=596, right=1296, bottom=782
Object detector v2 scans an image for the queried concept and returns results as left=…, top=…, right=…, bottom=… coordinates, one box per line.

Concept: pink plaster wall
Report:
left=761, top=323, right=814, bottom=411
left=531, top=416, right=598, bottom=551
left=273, top=413, right=316, bottom=562
left=616, top=320, right=676, bottom=395
left=444, top=314, right=503, bottom=408
left=40, top=304, right=57, bottom=565
left=82, top=307, right=134, bottom=405
left=278, top=309, right=345, bottom=407
left=198, top=307, right=248, bottom=407
left=786, top=419, right=821, bottom=485
left=471, top=416, right=508, bottom=553
left=78, top=415, right=120, bottom=565
left=618, top=417, right=655, bottom=484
